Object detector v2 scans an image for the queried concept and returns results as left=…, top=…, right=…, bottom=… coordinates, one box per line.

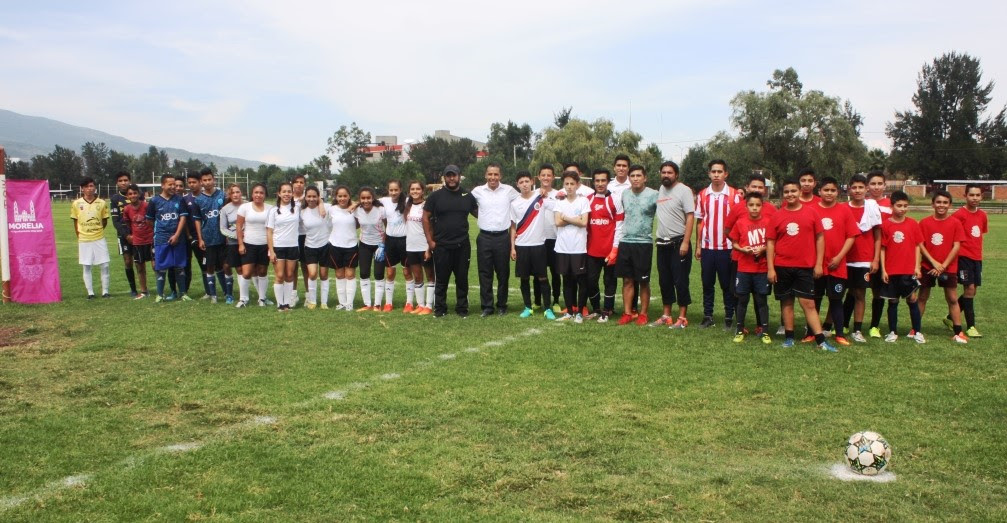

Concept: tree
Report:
left=80, top=141, right=110, bottom=183
left=408, top=136, right=478, bottom=183
left=29, top=145, right=84, bottom=187
left=486, top=120, right=534, bottom=166
left=679, top=134, right=764, bottom=192
left=326, top=122, right=371, bottom=168
left=4, top=158, right=31, bottom=179
left=106, top=150, right=135, bottom=178
left=554, top=106, right=573, bottom=129
left=335, top=157, right=423, bottom=195
left=887, top=52, right=1007, bottom=181
left=531, top=116, right=663, bottom=186
left=311, top=155, right=332, bottom=178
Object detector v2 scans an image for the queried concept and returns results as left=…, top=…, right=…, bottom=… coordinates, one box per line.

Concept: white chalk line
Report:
left=827, top=463, right=897, bottom=482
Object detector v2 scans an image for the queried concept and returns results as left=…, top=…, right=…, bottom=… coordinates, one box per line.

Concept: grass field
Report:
left=1, top=211, right=1006, bottom=521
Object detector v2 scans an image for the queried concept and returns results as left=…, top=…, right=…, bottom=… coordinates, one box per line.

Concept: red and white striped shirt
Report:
left=695, top=184, right=741, bottom=250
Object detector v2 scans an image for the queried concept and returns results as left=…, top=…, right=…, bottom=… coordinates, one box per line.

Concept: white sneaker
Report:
left=597, top=313, right=609, bottom=323
left=555, top=313, right=573, bottom=322
left=235, top=300, right=248, bottom=309
left=573, top=314, right=584, bottom=324
left=210, top=295, right=217, bottom=304
left=851, top=331, right=867, bottom=343
left=258, top=299, right=267, bottom=307
left=884, top=332, right=898, bottom=343
left=912, top=332, right=926, bottom=344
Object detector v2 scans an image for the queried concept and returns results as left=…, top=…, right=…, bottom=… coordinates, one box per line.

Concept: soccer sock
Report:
left=255, top=276, right=267, bottom=301
left=200, top=269, right=211, bottom=295
left=385, top=279, right=395, bottom=306
left=320, top=279, right=330, bottom=306
left=306, top=279, right=317, bottom=305
left=374, top=279, right=385, bottom=307
left=274, top=283, right=283, bottom=307
left=415, top=282, right=426, bottom=307
left=604, top=293, right=615, bottom=313
left=842, top=292, right=855, bottom=328
left=755, top=293, right=769, bottom=330
left=238, top=276, right=250, bottom=302
left=207, top=271, right=217, bottom=298
left=735, top=293, right=750, bottom=333
left=177, top=267, right=189, bottom=294
left=589, top=289, right=600, bottom=311
left=854, top=321, right=864, bottom=333
left=520, top=278, right=531, bottom=308
left=815, top=332, right=826, bottom=345
left=887, top=301, right=899, bottom=333
left=563, top=276, right=576, bottom=312
left=336, top=278, right=347, bottom=307
left=168, top=269, right=177, bottom=294
left=534, top=276, right=543, bottom=307
left=830, top=298, right=845, bottom=337
left=785, top=329, right=794, bottom=341
left=346, top=278, right=357, bottom=309
left=224, top=274, right=234, bottom=298
left=125, top=266, right=136, bottom=293
left=216, top=271, right=226, bottom=296
left=360, top=279, right=372, bottom=307
left=82, top=265, right=94, bottom=295
left=908, top=300, right=922, bottom=333
left=539, top=279, right=552, bottom=310
left=426, top=285, right=434, bottom=309
left=871, top=298, right=884, bottom=329
left=156, top=270, right=166, bottom=297
left=285, top=282, right=294, bottom=306
left=405, top=280, right=415, bottom=306
left=959, top=297, right=975, bottom=328
left=954, top=324, right=963, bottom=336
left=99, top=263, right=110, bottom=294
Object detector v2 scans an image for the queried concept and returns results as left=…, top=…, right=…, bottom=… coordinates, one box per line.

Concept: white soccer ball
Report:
left=845, top=431, right=892, bottom=475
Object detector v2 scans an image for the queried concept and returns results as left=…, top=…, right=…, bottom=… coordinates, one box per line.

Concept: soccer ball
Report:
left=845, top=431, right=892, bottom=475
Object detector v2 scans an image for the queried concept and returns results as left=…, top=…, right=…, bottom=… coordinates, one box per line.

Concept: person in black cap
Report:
left=423, top=165, right=478, bottom=317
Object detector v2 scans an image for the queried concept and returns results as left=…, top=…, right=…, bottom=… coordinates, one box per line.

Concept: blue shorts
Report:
left=735, top=272, right=770, bottom=296
left=153, top=242, right=187, bottom=271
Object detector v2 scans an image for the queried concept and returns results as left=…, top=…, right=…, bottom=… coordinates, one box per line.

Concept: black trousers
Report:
left=477, top=231, right=510, bottom=312
left=656, top=238, right=693, bottom=307
left=587, top=255, right=617, bottom=312
left=433, top=240, right=470, bottom=315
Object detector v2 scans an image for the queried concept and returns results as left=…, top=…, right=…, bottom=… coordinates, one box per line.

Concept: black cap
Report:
left=443, top=165, right=460, bottom=176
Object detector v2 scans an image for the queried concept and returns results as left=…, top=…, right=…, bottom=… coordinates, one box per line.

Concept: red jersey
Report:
left=122, top=201, right=153, bottom=245
left=695, top=184, right=742, bottom=251
left=873, top=197, right=892, bottom=221
left=767, top=204, right=822, bottom=268
left=725, top=200, right=775, bottom=261
left=728, top=213, right=770, bottom=273
left=952, top=206, right=988, bottom=260
left=881, top=217, right=923, bottom=276
left=920, top=216, right=966, bottom=273
left=585, top=192, right=623, bottom=258
left=799, top=194, right=821, bottom=206
left=816, top=203, right=859, bottom=278
left=845, top=203, right=878, bottom=264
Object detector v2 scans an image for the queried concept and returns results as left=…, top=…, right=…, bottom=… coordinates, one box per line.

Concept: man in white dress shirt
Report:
left=472, top=162, right=519, bottom=317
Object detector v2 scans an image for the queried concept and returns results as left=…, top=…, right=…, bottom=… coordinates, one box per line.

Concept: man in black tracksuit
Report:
left=423, top=165, right=478, bottom=317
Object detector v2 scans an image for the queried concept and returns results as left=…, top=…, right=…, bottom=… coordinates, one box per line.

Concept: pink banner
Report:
left=6, top=180, right=61, bottom=303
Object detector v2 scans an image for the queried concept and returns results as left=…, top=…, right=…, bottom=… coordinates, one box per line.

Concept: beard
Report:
left=661, top=177, right=674, bottom=188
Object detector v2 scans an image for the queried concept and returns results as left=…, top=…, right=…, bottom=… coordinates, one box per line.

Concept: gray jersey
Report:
left=656, top=183, right=695, bottom=239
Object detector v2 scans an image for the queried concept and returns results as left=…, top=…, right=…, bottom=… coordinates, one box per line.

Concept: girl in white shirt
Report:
left=267, top=182, right=301, bottom=311
left=404, top=180, right=435, bottom=315
left=235, top=183, right=274, bottom=307
left=378, top=180, right=410, bottom=312
left=326, top=185, right=359, bottom=310
left=300, top=186, right=330, bottom=309
left=218, top=183, right=245, bottom=304
left=354, top=187, right=385, bottom=311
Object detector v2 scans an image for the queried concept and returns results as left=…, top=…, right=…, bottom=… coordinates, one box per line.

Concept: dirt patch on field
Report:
left=0, top=327, right=24, bottom=347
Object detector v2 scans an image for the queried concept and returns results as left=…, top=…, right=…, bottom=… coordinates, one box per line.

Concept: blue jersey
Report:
left=195, top=189, right=226, bottom=246
left=145, top=194, right=188, bottom=246
left=182, top=193, right=200, bottom=237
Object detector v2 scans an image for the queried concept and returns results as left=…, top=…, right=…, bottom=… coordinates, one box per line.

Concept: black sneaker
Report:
left=480, top=309, right=494, bottom=318
left=699, top=316, right=715, bottom=328
left=87, top=294, right=96, bottom=300
left=723, top=317, right=733, bottom=331
left=496, top=308, right=507, bottom=316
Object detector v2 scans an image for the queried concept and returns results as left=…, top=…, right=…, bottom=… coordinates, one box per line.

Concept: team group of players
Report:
left=69, top=157, right=989, bottom=349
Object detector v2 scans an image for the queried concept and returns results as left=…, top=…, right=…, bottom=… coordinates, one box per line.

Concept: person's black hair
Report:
left=848, top=173, right=868, bottom=186
left=592, top=168, right=611, bottom=181
left=563, top=162, right=583, bottom=173
left=331, top=185, right=351, bottom=207
left=291, top=173, right=306, bottom=183
left=781, top=178, right=799, bottom=189
left=746, top=173, right=766, bottom=186
left=867, top=170, right=886, bottom=183
left=745, top=192, right=764, bottom=202
left=820, top=176, right=839, bottom=189
left=199, top=167, right=213, bottom=176
left=708, top=159, right=728, bottom=171
left=932, top=189, right=953, bottom=203
left=303, top=185, right=322, bottom=207
left=538, top=163, right=555, bottom=175
left=126, top=183, right=141, bottom=196
left=965, top=183, right=982, bottom=194
left=358, top=186, right=383, bottom=207
left=251, top=182, right=269, bottom=199
left=515, top=170, right=532, bottom=182
left=561, top=171, right=580, bottom=183
left=629, top=164, right=646, bottom=175
left=116, top=171, right=132, bottom=181
left=187, top=170, right=201, bottom=181
left=386, top=179, right=406, bottom=215
left=486, top=161, right=502, bottom=171
left=160, top=174, right=175, bottom=184
left=660, top=161, right=680, bottom=175
left=404, top=180, right=425, bottom=216
left=890, top=190, right=909, bottom=204
left=79, top=177, right=95, bottom=187
left=798, top=167, right=816, bottom=179
left=275, top=182, right=295, bottom=214
left=613, top=154, right=631, bottom=165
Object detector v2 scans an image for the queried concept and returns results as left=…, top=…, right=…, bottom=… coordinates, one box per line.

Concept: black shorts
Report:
left=303, top=244, right=329, bottom=265
left=814, top=275, right=847, bottom=300
left=846, top=266, right=871, bottom=289
left=385, top=236, right=407, bottom=267
left=117, top=236, right=130, bottom=256
left=922, top=271, right=958, bottom=288
left=870, top=271, right=885, bottom=292
left=405, top=251, right=432, bottom=267
left=225, top=244, right=242, bottom=268
left=274, top=246, right=300, bottom=261
left=881, top=274, right=920, bottom=300
left=555, top=252, right=587, bottom=276
left=957, top=256, right=982, bottom=286
left=241, top=243, right=269, bottom=266
left=325, top=245, right=358, bottom=269
left=774, top=266, right=815, bottom=300
left=544, top=238, right=558, bottom=270
left=616, top=242, right=653, bottom=280
left=735, top=271, right=770, bottom=296
left=515, top=244, right=548, bottom=278
left=203, top=244, right=227, bottom=268
left=298, top=235, right=308, bottom=263
left=132, top=244, right=153, bottom=263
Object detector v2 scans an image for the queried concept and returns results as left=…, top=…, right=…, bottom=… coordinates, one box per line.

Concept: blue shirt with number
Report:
left=195, top=189, right=226, bottom=246
left=145, top=195, right=188, bottom=246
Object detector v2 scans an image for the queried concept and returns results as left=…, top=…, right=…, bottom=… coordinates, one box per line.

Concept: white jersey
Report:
left=405, top=202, right=427, bottom=252
left=294, top=196, right=306, bottom=235
left=355, top=206, right=385, bottom=246
left=300, top=204, right=330, bottom=249
left=511, top=193, right=551, bottom=247
left=380, top=196, right=407, bottom=238
left=327, top=204, right=358, bottom=248
left=553, top=196, right=591, bottom=254
left=237, top=202, right=273, bottom=245
left=609, top=177, right=631, bottom=203
left=266, top=205, right=300, bottom=248
left=540, top=187, right=560, bottom=240
left=220, top=201, right=242, bottom=245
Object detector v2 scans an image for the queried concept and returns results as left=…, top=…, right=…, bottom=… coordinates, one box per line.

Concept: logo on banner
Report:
left=9, top=200, right=45, bottom=232
left=16, top=252, right=45, bottom=282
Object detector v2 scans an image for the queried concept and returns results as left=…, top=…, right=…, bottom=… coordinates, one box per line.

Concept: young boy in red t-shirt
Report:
left=806, top=177, right=859, bottom=346
left=880, top=191, right=924, bottom=343
left=950, top=183, right=988, bottom=337
left=728, top=193, right=772, bottom=344
left=766, top=179, right=836, bottom=352
left=121, top=183, right=153, bottom=298
left=841, top=174, right=882, bottom=342
left=919, top=190, right=968, bottom=344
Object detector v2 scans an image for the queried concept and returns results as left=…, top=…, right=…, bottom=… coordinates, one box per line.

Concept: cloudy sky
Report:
left=3, top=1, right=1005, bottom=166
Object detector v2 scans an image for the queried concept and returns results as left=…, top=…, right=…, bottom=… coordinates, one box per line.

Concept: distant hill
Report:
left=0, top=108, right=265, bottom=169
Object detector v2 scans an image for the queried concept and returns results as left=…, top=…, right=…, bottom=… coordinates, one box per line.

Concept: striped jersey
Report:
left=695, top=184, right=742, bottom=250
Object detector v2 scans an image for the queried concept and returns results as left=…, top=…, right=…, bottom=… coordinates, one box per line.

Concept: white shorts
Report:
left=78, top=239, right=111, bottom=265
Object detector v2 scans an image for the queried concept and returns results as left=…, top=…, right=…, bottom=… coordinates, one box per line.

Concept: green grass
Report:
left=1, top=213, right=1006, bottom=521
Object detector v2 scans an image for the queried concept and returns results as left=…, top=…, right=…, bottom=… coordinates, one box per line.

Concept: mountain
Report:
left=0, top=108, right=265, bottom=169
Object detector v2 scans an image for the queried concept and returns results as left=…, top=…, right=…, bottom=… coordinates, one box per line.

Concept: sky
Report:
left=2, top=0, right=1006, bottom=167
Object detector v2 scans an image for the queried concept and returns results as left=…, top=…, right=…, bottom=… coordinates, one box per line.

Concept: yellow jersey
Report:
left=70, top=197, right=110, bottom=242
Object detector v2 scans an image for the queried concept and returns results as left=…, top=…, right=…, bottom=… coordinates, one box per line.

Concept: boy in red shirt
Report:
left=841, top=174, right=882, bottom=342
left=950, top=184, right=987, bottom=338
left=880, top=191, right=925, bottom=343
left=867, top=170, right=892, bottom=338
left=121, top=183, right=153, bottom=298
left=728, top=193, right=772, bottom=344
left=724, top=174, right=776, bottom=334
left=919, top=190, right=968, bottom=344
left=798, top=168, right=821, bottom=205
left=805, top=177, right=858, bottom=346
left=766, top=179, right=836, bottom=352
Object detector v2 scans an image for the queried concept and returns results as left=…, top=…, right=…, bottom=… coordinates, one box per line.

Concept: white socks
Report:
left=426, top=285, right=434, bottom=309
left=320, top=279, right=330, bottom=306
left=284, top=281, right=293, bottom=306
left=255, top=276, right=267, bottom=301
left=273, top=283, right=283, bottom=307
left=374, top=280, right=385, bottom=307
left=415, top=282, right=425, bottom=307
left=361, top=279, right=372, bottom=307
left=99, top=263, right=109, bottom=294
left=307, top=279, right=317, bottom=305
left=239, top=276, right=250, bottom=302
left=346, top=278, right=357, bottom=309
left=405, top=280, right=415, bottom=306
left=82, top=265, right=94, bottom=295
left=385, top=279, right=395, bottom=307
